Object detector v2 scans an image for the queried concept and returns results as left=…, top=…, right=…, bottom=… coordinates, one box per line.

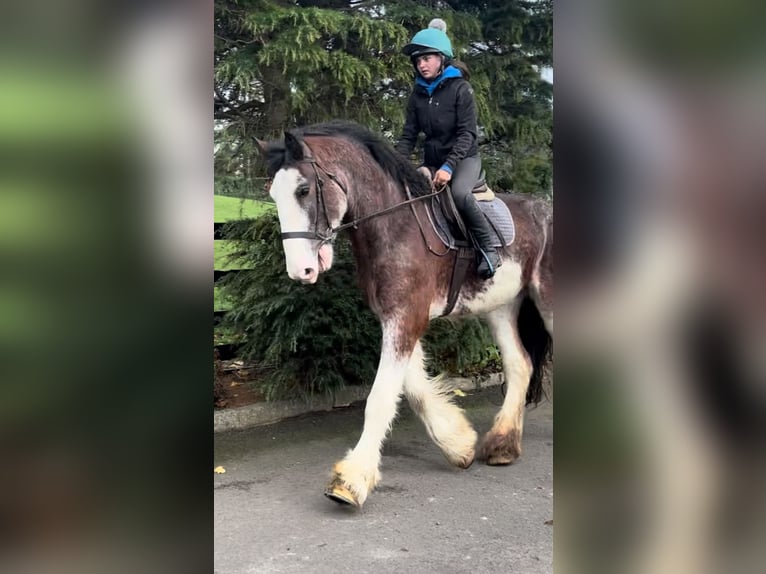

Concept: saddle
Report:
left=416, top=168, right=515, bottom=316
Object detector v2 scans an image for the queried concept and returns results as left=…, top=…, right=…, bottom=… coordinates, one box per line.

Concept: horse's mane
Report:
left=267, top=120, right=433, bottom=198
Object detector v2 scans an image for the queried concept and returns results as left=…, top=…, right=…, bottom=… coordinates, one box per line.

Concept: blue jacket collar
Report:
left=416, top=65, right=462, bottom=96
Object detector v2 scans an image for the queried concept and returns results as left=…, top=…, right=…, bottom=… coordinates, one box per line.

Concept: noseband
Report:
left=279, top=155, right=348, bottom=245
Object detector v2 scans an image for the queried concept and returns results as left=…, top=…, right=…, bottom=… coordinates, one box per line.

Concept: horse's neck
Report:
left=343, top=174, right=426, bottom=269
left=310, top=147, right=428, bottom=270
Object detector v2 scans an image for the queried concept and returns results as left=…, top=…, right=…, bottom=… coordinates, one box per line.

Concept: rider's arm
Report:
left=442, top=82, right=478, bottom=172
left=395, top=93, right=420, bottom=158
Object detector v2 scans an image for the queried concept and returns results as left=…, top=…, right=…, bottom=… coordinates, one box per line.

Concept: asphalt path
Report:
left=214, top=386, right=553, bottom=574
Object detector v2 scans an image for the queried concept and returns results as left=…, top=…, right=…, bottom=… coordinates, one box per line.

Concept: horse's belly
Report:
left=453, top=260, right=525, bottom=316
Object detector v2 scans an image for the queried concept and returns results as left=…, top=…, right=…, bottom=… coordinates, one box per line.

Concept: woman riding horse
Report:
left=396, top=19, right=502, bottom=278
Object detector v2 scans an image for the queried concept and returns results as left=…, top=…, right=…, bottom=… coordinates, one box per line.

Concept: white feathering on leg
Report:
left=404, top=342, right=477, bottom=467
left=329, top=318, right=409, bottom=506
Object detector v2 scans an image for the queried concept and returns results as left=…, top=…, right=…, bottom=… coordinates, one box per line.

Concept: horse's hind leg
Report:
left=480, top=299, right=532, bottom=465
left=404, top=341, right=477, bottom=468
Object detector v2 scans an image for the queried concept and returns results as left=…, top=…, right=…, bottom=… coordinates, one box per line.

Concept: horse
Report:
left=255, top=120, right=552, bottom=508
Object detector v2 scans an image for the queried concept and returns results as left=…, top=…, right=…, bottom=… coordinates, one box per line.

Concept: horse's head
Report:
left=257, top=131, right=348, bottom=284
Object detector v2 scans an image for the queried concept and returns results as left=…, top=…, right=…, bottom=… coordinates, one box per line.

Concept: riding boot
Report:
left=460, top=198, right=502, bottom=279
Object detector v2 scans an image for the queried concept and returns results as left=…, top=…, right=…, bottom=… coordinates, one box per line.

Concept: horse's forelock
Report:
left=265, top=141, right=289, bottom=178
left=265, top=131, right=313, bottom=179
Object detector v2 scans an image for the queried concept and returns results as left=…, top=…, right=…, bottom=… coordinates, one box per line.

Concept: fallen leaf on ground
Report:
left=214, top=466, right=226, bottom=474
left=453, top=389, right=467, bottom=397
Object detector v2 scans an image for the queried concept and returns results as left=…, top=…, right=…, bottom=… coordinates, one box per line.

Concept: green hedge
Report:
left=218, top=213, right=500, bottom=401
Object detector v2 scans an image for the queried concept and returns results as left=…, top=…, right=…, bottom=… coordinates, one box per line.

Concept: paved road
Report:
left=214, top=386, right=553, bottom=574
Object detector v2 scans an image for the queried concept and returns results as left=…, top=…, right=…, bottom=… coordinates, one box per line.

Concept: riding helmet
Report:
left=401, top=18, right=454, bottom=60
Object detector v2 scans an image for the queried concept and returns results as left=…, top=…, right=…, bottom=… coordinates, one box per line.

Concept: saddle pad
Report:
left=431, top=197, right=515, bottom=250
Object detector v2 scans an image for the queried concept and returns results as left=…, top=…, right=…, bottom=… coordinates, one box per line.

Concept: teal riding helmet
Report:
left=401, top=27, right=454, bottom=59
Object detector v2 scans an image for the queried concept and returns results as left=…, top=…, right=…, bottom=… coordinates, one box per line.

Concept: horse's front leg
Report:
left=325, top=317, right=418, bottom=508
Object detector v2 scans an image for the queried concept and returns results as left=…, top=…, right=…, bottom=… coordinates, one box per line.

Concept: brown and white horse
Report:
left=257, top=121, right=552, bottom=508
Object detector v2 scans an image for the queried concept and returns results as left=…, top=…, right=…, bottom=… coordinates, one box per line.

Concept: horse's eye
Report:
left=296, top=185, right=310, bottom=198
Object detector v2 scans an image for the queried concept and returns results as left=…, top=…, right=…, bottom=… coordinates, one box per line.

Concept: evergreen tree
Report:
left=214, top=0, right=552, bottom=193
left=446, top=0, right=553, bottom=193
left=218, top=215, right=382, bottom=401
left=215, top=0, right=412, bottom=166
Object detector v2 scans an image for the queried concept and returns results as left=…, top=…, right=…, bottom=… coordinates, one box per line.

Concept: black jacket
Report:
left=395, top=74, right=479, bottom=171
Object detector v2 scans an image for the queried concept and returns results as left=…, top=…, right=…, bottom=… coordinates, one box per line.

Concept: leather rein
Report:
left=279, top=151, right=447, bottom=246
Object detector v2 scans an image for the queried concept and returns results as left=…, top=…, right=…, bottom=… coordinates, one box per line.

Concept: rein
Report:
left=279, top=152, right=447, bottom=245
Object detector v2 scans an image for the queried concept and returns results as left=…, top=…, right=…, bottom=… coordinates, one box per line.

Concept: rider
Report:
left=396, top=18, right=502, bottom=279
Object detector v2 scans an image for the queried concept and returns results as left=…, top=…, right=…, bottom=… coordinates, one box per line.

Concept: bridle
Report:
left=278, top=145, right=446, bottom=246
left=278, top=157, right=346, bottom=244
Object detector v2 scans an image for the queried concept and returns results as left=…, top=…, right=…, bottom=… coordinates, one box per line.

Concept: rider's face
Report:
left=415, top=54, right=443, bottom=80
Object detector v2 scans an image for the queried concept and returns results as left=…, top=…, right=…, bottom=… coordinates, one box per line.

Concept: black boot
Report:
left=460, top=198, right=502, bottom=279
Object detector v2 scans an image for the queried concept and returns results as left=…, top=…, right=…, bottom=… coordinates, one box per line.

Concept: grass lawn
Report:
left=215, top=240, right=248, bottom=271
left=214, top=194, right=274, bottom=272
left=214, top=194, right=273, bottom=222
left=214, top=195, right=273, bottom=312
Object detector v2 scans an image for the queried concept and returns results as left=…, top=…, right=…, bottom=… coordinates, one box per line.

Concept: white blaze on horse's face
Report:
left=269, top=167, right=334, bottom=284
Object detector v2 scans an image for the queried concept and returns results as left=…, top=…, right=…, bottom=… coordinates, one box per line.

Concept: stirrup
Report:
left=477, top=249, right=501, bottom=279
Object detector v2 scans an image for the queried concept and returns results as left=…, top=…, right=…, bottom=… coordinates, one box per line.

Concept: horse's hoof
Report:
left=455, top=452, right=475, bottom=469
left=486, top=454, right=516, bottom=466
left=480, top=428, right=521, bottom=466
left=324, top=482, right=360, bottom=508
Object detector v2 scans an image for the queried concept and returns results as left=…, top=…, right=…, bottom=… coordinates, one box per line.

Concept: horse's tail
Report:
left=519, top=198, right=553, bottom=406
left=518, top=295, right=552, bottom=405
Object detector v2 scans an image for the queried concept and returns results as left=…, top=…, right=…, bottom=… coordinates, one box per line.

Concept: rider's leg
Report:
left=450, top=155, right=502, bottom=279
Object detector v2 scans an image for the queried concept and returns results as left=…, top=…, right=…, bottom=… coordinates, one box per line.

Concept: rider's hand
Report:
left=433, top=169, right=452, bottom=188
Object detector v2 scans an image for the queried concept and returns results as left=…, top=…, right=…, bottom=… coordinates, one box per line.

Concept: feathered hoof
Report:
left=450, top=449, right=475, bottom=469
left=324, top=480, right=360, bottom=508
left=479, top=428, right=522, bottom=466
left=486, top=453, right=518, bottom=466
left=323, top=461, right=377, bottom=508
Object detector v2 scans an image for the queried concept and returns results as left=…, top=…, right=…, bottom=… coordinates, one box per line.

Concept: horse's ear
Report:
left=253, top=137, right=268, bottom=157
left=283, top=131, right=304, bottom=161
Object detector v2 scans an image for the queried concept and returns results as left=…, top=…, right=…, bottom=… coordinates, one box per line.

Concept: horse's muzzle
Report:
left=292, top=267, right=319, bottom=284
left=285, top=243, right=333, bottom=284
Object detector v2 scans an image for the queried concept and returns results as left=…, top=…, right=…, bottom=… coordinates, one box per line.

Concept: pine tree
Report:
left=218, top=215, right=382, bottom=400
left=215, top=0, right=551, bottom=193
left=445, top=0, right=553, bottom=194
left=215, top=1, right=411, bottom=149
